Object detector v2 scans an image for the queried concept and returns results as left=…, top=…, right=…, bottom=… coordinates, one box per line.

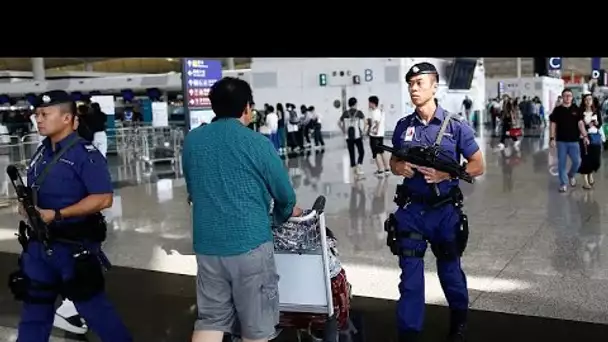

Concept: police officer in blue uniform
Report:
left=387, top=63, right=485, bottom=342
left=10, top=90, right=132, bottom=341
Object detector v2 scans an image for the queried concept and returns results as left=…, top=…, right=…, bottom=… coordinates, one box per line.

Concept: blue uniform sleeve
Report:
left=457, top=121, right=480, bottom=159
left=78, top=146, right=113, bottom=194
left=260, top=139, right=296, bottom=223
left=391, top=118, right=407, bottom=149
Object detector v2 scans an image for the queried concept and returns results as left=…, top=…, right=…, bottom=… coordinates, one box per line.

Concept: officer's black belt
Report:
left=396, top=231, right=425, bottom=241
left=406, top=193, right=455, bottom=208
left=28, top=214, right=106, bottom=243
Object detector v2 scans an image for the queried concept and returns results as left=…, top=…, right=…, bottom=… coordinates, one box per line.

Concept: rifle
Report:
left=6, top=164, right=53, bottom=254
left=378, top=144, right=475, bottom=184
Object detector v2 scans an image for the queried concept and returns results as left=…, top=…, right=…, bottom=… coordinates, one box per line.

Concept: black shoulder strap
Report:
left=33, top=136, right=82, bottom=188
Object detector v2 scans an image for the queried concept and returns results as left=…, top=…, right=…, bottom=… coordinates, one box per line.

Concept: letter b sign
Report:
left=364, top=69, right=373, bottom=82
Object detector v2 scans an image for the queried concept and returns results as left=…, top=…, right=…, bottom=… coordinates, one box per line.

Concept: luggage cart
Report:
left=274, top=196, right=339, bottom=342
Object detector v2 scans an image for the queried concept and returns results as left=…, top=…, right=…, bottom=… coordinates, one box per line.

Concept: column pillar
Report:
left=226, top=58, right=235, bottom=70
left=31, top=58, right=45, bottom=81
left=516, top=57, right=522, bottom=78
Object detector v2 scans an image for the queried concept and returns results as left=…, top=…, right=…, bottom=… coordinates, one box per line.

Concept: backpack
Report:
left=288, top=110, right=300, bottom=125
left=345, top=109, right=361, bottom=140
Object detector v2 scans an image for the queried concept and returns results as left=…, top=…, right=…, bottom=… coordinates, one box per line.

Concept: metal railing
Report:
left=0, top=127, right=185, bottom=203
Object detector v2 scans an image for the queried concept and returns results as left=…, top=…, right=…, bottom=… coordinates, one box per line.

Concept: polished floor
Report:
left=0, top=131, right=607, bottom=341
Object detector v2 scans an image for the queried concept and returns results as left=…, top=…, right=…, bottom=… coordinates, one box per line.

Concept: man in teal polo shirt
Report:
left=183, top=77, right=302, bottom=342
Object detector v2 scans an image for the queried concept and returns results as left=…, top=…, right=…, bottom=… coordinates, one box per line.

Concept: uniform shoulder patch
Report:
left=397, top=115, right=412, bottom=125
left=83, top=144, right=98, bottom=152
left=444, top=111, right=463, bottom=122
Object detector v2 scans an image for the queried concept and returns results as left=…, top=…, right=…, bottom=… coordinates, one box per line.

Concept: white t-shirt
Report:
left=583, top=111, right=599, bottom=134
left=311, top=111, right=321, bottom=125
left=265, top=112, right=279, bottom=133
left=369, top=108, right=385, bottom=137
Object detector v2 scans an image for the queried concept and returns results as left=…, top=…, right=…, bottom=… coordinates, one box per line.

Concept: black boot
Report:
left=447, top=309, right=467, bottom=342
left=399, top=330, right=420, bottom=342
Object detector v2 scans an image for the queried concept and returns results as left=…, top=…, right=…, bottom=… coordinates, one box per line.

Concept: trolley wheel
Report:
left=322, top=315, right=339, bottom=342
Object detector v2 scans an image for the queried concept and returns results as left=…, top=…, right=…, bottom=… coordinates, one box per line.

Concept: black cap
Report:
left=405, top=62, right=438, bottom=82
left=34, top=90, right=73, bottom=109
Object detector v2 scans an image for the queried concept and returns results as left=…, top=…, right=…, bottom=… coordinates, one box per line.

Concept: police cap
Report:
left=34, top=90, right=73, bottom=109
left=405, top=62, right=439, bottom=83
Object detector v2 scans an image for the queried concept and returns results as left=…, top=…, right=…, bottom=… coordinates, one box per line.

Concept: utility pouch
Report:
left=63, top=249, right=105, bottom=301
left=8, top=269, right=28, bottom=301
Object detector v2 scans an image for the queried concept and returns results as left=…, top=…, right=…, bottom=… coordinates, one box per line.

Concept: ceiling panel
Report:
left=0, top=58, right=109, bottom=71
left=0, top=58, right=253, bottom=74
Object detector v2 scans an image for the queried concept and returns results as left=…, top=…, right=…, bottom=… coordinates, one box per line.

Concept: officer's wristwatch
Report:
left=54, top=210, right=63, bottom=222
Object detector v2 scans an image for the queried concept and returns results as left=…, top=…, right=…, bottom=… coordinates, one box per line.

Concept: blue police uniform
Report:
left=14, top=90, right=132, bottom=342
left=391, top=63, right=480, bottom=341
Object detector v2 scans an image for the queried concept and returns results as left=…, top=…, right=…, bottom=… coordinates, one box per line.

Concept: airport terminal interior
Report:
left=0, top=57, right=608, bottom=341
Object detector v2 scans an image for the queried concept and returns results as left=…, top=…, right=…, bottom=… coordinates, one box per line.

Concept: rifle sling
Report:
left=32, top=136, right=81, bottom=197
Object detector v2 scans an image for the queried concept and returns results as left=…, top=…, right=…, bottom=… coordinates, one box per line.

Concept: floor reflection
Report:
left=0, top=135, right=608, bottom=327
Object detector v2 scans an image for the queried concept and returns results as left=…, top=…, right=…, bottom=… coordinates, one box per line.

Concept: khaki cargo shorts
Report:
left=194, top=242, right=279, bottom=340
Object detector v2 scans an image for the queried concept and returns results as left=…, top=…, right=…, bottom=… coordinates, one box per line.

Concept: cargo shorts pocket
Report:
left=261, top=244, right=280, bottom=326
left=262, top=273, right=280, bottom=325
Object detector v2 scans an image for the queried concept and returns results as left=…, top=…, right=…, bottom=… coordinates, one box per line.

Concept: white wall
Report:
left=251, top=58, right=404, bottom=133
left=251, top=58, right=485, bottom=133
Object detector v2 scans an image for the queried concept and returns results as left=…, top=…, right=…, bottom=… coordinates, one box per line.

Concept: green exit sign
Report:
left=319, top=73, right=327, bottom=86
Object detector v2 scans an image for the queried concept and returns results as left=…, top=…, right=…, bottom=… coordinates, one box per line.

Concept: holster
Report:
left=456, top=211, right=469, bottom=256
left=384, top=214, right=400, bottom=255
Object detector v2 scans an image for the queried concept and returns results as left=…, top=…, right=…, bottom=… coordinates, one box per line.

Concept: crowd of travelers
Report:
left=247, top=102, right=325, bottom=154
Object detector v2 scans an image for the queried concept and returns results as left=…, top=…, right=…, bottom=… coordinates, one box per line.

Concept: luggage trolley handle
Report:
left=287, top=196, right=326, bottom=223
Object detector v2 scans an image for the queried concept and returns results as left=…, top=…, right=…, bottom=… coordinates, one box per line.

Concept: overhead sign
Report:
left=182, top=59, right=222, bottom=131
left=547, top=57, right=562, bottom=71
left=591, top=57, right=601, bottom=79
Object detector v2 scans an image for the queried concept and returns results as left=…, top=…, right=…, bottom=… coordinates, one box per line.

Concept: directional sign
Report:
left=547, top=57, right=562, bottom=71
left=182, top=58, right=222, bottom=131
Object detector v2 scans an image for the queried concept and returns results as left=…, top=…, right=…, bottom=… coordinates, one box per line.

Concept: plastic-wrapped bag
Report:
left=273, top=210, right=342, bottom=278
left=273, top=210, right=321, bottom=252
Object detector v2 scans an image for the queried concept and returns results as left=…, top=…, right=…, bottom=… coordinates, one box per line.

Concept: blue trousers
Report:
left=17, top=241, right=132, bottom=342
left=394, top=203, right=468, bottom=333
left=263, top=133, right=280, bottom=152
left=556, top=141, right=581, bottom=187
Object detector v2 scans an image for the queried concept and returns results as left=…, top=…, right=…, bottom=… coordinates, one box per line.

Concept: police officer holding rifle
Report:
left=386, top=63, right=485, bottom=342
left=8, top=90, right=132, bottom=341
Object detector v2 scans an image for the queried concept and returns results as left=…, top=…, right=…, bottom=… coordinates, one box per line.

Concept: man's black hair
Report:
left=307, top=105, right=315, bottom=111
left=266, top=105, right=275, bottom=113
left=562, top=88, right=573, bottom=95
left=368, top=96, right=379, bottom=106
left=348, top=97, right=357, bottom=107
left=208, top=77, right=253, bottom=119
